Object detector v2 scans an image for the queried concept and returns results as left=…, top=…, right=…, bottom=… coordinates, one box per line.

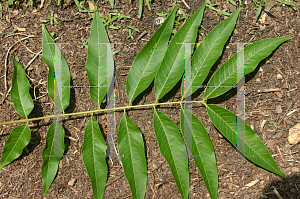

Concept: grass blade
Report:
left=154, top=2, right=206, bottom=101
left=41, top=121, right=65, bottom=195
left=109, top=0, right=114, bottom=8
left=206, top=104, right=285, bottom=177
left=82, top=117, right=108, bottom=199
left=126, top=5, right=178, bottom=104
left=42, top=24, right=70, bottom=111
left=180, top=108, right=218, bottom=199
left=139, top=0, right=143, bottom=19
left=0, top=124, right=31, bottom=169
left=204, top=36, right=292, bottom=99
left=153, top=108, right=189, bottom=199
left=86, top=11, right=112, bottom=108
left=118, top=112, right=147, bottom=199
left=11, top=56, right=34, bottom=117
left=182, top=8, right=241, bottom=99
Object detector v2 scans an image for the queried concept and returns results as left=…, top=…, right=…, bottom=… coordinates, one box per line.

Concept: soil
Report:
left=0, top=0, right=299, bottom=198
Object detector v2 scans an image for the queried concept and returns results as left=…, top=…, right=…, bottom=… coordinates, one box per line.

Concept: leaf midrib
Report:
left=123, top=115, right=139, bottom=197
left=1, top=125, right=27, bottom=166
left=207, top=105, right=279, bottom=173
left=205, top=41, right=280, bottom=99
left=128, top=13, right=174, bottom=103
left=156, top=14, right=201, bottom=100
left=187, top=14, right=236, bottom=96
left=181, top=109, right=213, bottom=195
left=154, top=110, right=185, bottom=195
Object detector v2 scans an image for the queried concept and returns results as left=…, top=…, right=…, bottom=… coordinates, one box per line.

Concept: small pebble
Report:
left=275, top=105, right=282, bottom=113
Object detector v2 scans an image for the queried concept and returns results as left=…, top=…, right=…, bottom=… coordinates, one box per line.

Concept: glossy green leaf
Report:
left=82, top=117, right=108, bottom=199
left=42, top=24, right=70, bottom=111
left=206, top=104, right=285, bottom=177
left=41, top=120, right=65, bottom=195
left=0, top=124, right=31, bottom=169
left=109, top=0, right=114, bottom=8
left=118, top=112, right=147, bottom=199
left=126, top=5, right=178, bottom=103
left=153, top=108, right=189, bottom=199
left=154, top=2, right=206, bottom=101
left=86, top=11, right=113, bottom=108
left=180, top=108, right=218, bottom=199
left=11, top=57, right=34, bottom=117
left=204, top=36, right=292, bottom=99
left=182, top=8, right=241, bottom=99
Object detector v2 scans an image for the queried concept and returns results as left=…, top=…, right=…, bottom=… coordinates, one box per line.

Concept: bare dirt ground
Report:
left=0, top=0, right=299, bottom=198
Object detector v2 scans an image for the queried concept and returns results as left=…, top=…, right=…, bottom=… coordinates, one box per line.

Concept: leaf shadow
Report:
left=260, top=172, right=300, bottom=198
left=131, top=81, right=154, bottom=106
left=64, top=79, right=76, bottom=114
left=158, top=75, right=182, bottom=103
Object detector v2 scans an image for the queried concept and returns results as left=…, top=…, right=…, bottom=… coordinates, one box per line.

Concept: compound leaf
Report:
left=42, top=24, right=70, bottom=111
left=82, top=117, right=108, bottom=199
left=86, top=11, right=113, bottom=108
left=11, top=56, right=34, bottom=117
left=0, top=124, right=31, bottom=169
left=206, top=104, right=285, bottom=177
left=180, top=108, right=218, bottom=199
left=154, top=2, right=206, bottom=101
left=153, top=108, right=189, bottom=199
left=41, top=120, right=65, bottom=195
left=118, top=112, right=147, bottom=199
left=204, top=36, right=292, bottom=99
left=182, top=8, right=241, bottom=99
left=126, top=4, right=178, bottom=103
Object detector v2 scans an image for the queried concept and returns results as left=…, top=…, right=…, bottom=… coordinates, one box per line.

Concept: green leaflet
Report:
left=206, top=104, right=285, bottom=177
left=182, top=8, right=241, bottom=99
left=86, top=11, right=113, bottom=108
left=42, top=24, right=70, bottom=111
left=126, top=5, right=178, bottom=103
left=153, top=108, right=189, bottom=199
left=180, top=108, right=218, bottom=199
left=11, top=56, right=34, bottom=117
left=0, top=124, right=31, bottom=169
left=82, top=117, right=108, bottom=199
left=118, top=112, right=147, bottom=199
left=109, top=0, right=114, bottom=8
left=154, top=2, right=206, bottom=101
left=41, top=120, right=65, bottom=195
left=204, top=36, right=292, bottom=99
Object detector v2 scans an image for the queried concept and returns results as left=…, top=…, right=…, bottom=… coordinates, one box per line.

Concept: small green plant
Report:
left=49, top=10, right=58, bottom=25
left=50, top=32, right=55, bottom=38
left=81, top=37, right=88, bottom=48
left=101, top=10, right=131, bottom=30
left=253, top=0, right=278, bottom=21
left=127, top=29, right=134, bottom=39
left=277, top=0, right=297, bottom=10
left=206, top=0, right=231, bottom=16
left=0, top=3, right=291, bottom=199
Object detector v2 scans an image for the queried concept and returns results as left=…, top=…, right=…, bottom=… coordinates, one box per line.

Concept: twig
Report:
left=136, top=30, right=148, bottom=41
left=106, top=175, right=124, bottom=186
left=181, top=0, right=190, bottom=9
left=2, top=35, right=35, bottom=105
left=24, top=50, right=42, bottom=70
left=276, top=145, right=284, bottom=164
left=272, top=186, right=283, bottom=199
left=257, top=88, right=281, bottom=93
